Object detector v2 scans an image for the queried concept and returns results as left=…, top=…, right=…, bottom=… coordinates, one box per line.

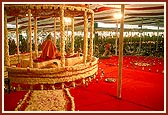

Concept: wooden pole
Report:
left=28, top=9, right=33, bottom=68
left=34, top=16, right=38, bottom=58
left=16, top=17, right=20, bottom=63
left=117, top=4, right=125, bottom=99
left=83, top=11, right=88, bottom=64
left=71, top=17, right=74, bottom=55
left=54, top=17, right=57, bottom=46
left=115, top=19, right=118, bottom=55
left=4, top=10, right=10, bottom=66
left=60, top=5, right=65, bottom=67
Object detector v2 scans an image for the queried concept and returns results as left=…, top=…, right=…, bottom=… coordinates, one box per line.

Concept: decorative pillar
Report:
left=117, top=4, right=125, bottom=99
left=16, top=17, right=20, bottom=63
left=83, top=10, right=88, bottom=64
left=54, top=17, right=57, bottom=46
left=34, top=16, right=38, bottom=58
left=60, top=6, right=65, bottom=67
left=71, top=17, right=74, bottom=55
left=28, top=9, right=33, bottom=68
left=4, top=10, right=10, bottom=66
left=89, top=13, right=94, bottom=60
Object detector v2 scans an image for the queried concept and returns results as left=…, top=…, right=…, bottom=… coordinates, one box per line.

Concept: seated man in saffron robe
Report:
left=40, top=34, right=58, bottom=60
left=103, top=42, right=111, bottom=56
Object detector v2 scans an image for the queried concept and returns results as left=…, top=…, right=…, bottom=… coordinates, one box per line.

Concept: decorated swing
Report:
left=4, top=4, right=98, bottom=90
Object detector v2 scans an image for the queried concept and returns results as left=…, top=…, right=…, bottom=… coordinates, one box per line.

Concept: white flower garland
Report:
left=64, top=88, right=75, bottom=111
left=134, top=62, right=150, bottom=66
left=15, top=90, right=31, bottom=111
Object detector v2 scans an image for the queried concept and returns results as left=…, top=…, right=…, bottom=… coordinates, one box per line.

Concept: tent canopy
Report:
left=5, top=3, right=164, bottom=32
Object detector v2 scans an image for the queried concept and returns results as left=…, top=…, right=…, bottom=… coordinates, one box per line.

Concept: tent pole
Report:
left=115, top=19, right=118, bottom=56
left=117, top=4, right=125, bottom=99
left=16, top=17, right=20, bottom=63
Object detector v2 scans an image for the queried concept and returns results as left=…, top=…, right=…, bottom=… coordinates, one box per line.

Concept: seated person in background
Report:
left=103, top=42, right=111, bottom=56
left=40, top=34, right=59, bottom=60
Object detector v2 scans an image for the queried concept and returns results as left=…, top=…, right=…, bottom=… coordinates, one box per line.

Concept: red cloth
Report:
left=40, top=39, right=57, bottom=60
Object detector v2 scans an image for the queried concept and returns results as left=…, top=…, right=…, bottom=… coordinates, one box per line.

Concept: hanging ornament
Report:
left=93, top=74, right=96, bottom=79
left=62, top=83, right=65, bottom=89
left=82, top=79, right=85, bottom=84
left=72, top=82, right=76, bottom=87
left=149, top=68, right=151, bottom=71
left=41, top=85, right=44, bottom=90
left=89, top=77, right=92, bottom=82
left=85, top=81, right=88, bottom=86
left=142, top=67, right=144, bottom=71
left=156, top=69, right=159, bottom=73
left=52, top=85, right=55, bottom=90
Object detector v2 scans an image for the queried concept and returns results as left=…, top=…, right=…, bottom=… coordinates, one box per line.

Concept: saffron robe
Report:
left=40, top=39, right=57, bottom=60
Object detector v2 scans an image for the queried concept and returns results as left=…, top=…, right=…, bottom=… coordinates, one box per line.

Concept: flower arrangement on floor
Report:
left=14, top=89, right=75, bottom=111
left=134, top=62, right=150, bottom=66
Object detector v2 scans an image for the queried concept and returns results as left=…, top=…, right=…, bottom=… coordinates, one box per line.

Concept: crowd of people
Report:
left=8, top=34, right=164, bottom=58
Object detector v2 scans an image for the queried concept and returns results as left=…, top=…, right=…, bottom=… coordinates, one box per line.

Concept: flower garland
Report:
left=15, top=90, right=31, bottom=111
left=9, top=65, right=98, bottom=85
left=8, top=57, right=98, bottom=85
left=8, top=57, right=98, bottom=75
left=64, top=88, right=75, bottom=111
left=134, top=62, right=150, bottom=66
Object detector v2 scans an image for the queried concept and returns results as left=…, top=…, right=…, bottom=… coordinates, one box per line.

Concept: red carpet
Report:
left=4, top=56, right=164, bottom=111
left=4, top=91, right=28, bottom=111
left=69, top=56, right=164, bottom=111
